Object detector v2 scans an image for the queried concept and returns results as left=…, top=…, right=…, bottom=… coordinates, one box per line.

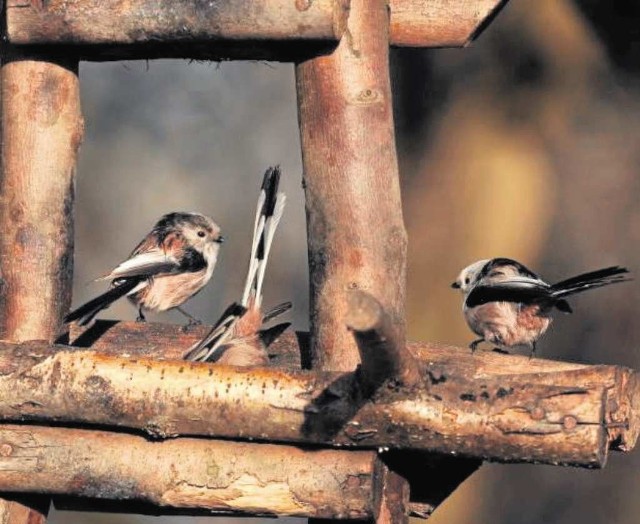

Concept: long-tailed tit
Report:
left=452, top=258, right=630, bottom=356
left=184, top=166, right=290, bottom=365
left=64, top=212, right=224, bottom=327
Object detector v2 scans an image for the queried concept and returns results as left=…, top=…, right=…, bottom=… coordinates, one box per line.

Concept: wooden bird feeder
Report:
left=0, top=1, right=637, bottom=524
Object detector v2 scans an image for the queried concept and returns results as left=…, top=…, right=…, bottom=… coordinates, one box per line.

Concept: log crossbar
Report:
left=5, top=0, right=510, bottom=61
left=0, top=318, right=633, bottom=468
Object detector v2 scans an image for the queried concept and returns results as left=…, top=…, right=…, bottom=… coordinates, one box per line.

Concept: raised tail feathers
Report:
left=186, top=167, right=289, bottom=363
left=241, top=166, right=286, bottom=308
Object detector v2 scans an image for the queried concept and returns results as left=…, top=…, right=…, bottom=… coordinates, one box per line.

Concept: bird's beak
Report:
left=451, top=282, right=461, bottom=289
left=216, top=235, right=225, bottom=244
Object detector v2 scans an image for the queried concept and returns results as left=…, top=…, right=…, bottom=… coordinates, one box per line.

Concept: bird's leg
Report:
left=469, top=338, right=484, bottom=353
left=529, top=341, right=537, bottom=360
left=136, top=307, right=146, bottom=323
left=177, top=306, right=202, bottom=328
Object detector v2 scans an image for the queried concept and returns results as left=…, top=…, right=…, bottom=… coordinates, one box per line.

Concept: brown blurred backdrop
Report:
left=50, top=0, right=640, bottom=523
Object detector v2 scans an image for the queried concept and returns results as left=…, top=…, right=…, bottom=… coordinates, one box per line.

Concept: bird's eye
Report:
left=465, top=277, right=470, bottom=285
left=197, top=231, right=206, bottom=238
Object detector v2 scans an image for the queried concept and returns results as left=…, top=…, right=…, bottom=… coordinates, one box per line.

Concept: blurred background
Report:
left=51, top=0, right=640, bottom=523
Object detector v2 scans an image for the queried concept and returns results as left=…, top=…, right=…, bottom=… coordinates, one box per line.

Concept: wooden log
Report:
left=5, top=0, right=510, bottom=58
left=0, top=45, right=82, bottom=524
left=390, top=0, right=510, bottom=47
left=65, top=320, right=640, bottom=455
left=0, top=424, right=376, bottom=519
left=0, top=339, right=632, bottom=467
left=346, top=290, right=421, bottom=393
left=296, top=0, right=407, bottom=371
left=372, top=461, right=410, bottom=524
left=0, top=50, right=82, bottom=342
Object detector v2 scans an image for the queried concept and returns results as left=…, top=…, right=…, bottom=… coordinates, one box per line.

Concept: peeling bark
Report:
left=0, top=339, right=630, bottom=467
left=0, top=424, right=376, bottom=518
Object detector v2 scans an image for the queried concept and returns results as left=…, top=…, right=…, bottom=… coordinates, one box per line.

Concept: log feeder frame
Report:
left=0, top=1, right=638, bottom=524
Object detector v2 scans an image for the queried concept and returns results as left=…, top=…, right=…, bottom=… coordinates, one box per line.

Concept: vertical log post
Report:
left=296, top=1, right=409, bottom=522
left=0, top=46, right=83, bottom=524
left=296, top=0, right=407, bottom=371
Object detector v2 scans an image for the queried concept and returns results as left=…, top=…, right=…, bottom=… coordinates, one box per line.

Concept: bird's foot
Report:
left=492, top=347, right=510, bottom=355
left=469, top=339, right=484, bottom=353
left=181, top=318, right=202, bottom=333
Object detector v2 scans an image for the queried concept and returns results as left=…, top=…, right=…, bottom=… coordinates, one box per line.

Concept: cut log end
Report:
left=346, top=290, right=384, bottom=333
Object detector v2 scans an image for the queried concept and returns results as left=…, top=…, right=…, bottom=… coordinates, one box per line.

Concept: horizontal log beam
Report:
left=0, top=424, right=376, bottom=518
left=3, top=329, right=638, bottom=467
left=5, top=0, right=509, bottom=61
left=65, top=320, right=640, bottom=455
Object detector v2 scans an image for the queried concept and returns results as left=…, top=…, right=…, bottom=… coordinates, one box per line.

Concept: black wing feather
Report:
left=465, top=283, right=551, bottom=308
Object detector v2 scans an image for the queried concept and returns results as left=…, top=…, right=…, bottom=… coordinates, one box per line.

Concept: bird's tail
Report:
left=551, top=266, right=631, bottom=299
left=185, top=167, right=288, bottom=362
left=64, top=278, right=142, bottom=326
left=241, top=166, right=286, bottom=308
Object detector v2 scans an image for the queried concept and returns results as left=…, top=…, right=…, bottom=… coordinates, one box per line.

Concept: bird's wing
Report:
left=465, top=278, right=551, bottom=308
left=96, top=250, right=181, bottom=281
left=96, top=230, right=191, bottom=281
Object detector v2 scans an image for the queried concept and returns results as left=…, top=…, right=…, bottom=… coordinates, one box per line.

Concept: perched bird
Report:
left=452, top=258, right=630, bottom=356
left=184, top=166, right=290, bottom=365
left=64, top=212, right=224, bottom=327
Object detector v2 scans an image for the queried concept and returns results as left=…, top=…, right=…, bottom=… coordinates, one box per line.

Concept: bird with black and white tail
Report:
left=184, top=166, right=290, bottom=365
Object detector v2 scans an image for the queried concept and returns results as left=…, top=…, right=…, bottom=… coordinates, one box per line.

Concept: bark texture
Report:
left=0, top=51, right=82, bottom=342
left=0, top=424, right=376, bottom=518
left=346, top=290, right=421, bottom=393
left=389, top=0, right=509, bottom=46
left=0, top=338, right=633, bottom=467
left=66, top=320, right=640, bottom=455
left=0, top=46, right=82, bottom=524
left=296, top=0, right=407, bottom=371
left=5, top=0, right=510, bottom=57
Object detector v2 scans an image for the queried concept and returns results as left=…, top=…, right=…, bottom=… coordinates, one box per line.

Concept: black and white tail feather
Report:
left=185, top=167, right=289, bottom=362
left=465, top=265, right=631, bottom=311
left=64, top=278, right=144, bottom=326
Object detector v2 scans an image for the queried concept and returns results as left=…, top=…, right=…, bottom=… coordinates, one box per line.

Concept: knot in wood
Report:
left=562, top=415, right=578, bottom=431
left=295, top=0, right=313, bottom=11
left=530, top=406, right=545, bottom=421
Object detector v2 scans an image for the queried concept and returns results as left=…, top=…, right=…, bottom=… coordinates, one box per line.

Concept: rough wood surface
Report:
left=5, top=0, right=509, bottom=58
left=5, top=0, right=349, bottom=61
left=389, top=0, right=509, bottom=47
left=346, top=290, right=421, bottom=393
left=0, top=51, right=82, bottom=342
left=0, top=424, right=376, bottom=518
left=372, top=461, right=410, bottom=524
left=0, top=46, right=82, bottom=524
left=65, top=320, right=640, bottom=455
left=0, top=338, right=633, bottom=467
left=296, top=0, right=407, bottom=371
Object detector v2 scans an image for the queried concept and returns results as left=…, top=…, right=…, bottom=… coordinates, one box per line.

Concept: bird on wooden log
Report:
left=64, top=212, right=225, bottom=327
left=452, top=258, right=631, bottom=356
left=184, top=166, right=290, bottom=365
